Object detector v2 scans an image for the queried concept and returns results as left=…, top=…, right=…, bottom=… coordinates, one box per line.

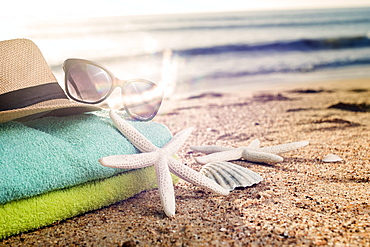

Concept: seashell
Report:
left=200, top=161, right=263, bottom=191
left=322, top=154, right=343, bottom=162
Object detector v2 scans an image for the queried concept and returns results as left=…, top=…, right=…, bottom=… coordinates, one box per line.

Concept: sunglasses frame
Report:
left=63, top=58, right=163, bottom=121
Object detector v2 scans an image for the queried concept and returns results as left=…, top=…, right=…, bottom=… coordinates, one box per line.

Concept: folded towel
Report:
left=0, top=112, right=172, bottom=204
left=0, top=166, right=178, bottom=239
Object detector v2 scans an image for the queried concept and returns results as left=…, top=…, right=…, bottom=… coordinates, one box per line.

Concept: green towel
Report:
left=0, top=112, right=172, bottom=204
left=0, top=166, right=178, bottom=239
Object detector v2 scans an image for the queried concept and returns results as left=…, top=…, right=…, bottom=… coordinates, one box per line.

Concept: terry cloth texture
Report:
left=0, top=112, right=172, bottom=204
left=0, top=112, right=175, bottom=238
left=0, top=166, right=178, bottom=239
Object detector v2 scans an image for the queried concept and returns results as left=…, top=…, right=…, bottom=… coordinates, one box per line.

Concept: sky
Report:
left=1, top=0, right=370, bottom=41
left=2, top=0, right=370, bottom=20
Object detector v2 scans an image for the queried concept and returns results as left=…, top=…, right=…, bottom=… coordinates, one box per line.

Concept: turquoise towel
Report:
left=0, top=112, right=172, bottom=204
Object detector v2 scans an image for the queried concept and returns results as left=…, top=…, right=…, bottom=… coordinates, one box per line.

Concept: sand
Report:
left=1, top=78, right=369, bottom=246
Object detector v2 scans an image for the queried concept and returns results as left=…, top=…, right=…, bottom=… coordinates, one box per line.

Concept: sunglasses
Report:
left=63, top=58, right=163, bottom=121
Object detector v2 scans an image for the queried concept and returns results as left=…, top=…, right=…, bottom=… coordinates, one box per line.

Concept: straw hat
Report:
left=0, top=39, right=100, bottom=123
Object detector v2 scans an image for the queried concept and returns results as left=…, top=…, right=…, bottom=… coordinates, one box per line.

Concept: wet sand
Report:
left=1, top=78, right=369, bottom=246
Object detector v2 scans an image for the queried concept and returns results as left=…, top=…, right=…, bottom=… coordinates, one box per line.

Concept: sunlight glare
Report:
left=159, top=49, right=180, bottom=97
left=105, top=87, right=124, bottom=110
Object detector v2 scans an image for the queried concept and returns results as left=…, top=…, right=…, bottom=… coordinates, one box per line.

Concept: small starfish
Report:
left=191, top=139, right=309, bottom=165
left=99, top=110, right=229, bottom=217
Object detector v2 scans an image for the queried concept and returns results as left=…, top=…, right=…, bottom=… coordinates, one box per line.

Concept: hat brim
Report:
left=0, top=99, right=101, bottom=123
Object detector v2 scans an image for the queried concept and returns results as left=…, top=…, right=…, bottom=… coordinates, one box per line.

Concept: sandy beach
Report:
left=1, top=77, right=369, bottom=246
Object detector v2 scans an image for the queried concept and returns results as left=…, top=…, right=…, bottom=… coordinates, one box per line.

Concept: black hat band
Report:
left=0, top=82, right=68, bottom=111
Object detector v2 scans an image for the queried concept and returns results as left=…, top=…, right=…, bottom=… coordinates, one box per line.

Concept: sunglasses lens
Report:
left=124, top=80, right=163, bottom=120
left=66, top=63, right=112, bottom=103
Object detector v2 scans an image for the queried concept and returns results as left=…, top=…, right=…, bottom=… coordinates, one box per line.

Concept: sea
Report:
left=8, top=7, right=370, bottom=98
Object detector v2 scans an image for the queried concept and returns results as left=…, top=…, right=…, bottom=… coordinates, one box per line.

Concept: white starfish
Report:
left=191, top=139, right=309, bottom=165
left=99, top=110, right=229, bottom=217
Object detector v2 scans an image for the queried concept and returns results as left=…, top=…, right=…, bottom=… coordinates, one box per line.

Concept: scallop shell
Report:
left=322, top=154, right=343, bottom=162
left=200, top=161, right=263, bottom=191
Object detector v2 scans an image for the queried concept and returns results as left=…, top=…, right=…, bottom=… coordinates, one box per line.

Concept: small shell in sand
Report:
left=322, top=154, right=343, bottom=162
left=200, top=161, right=263, bottom=191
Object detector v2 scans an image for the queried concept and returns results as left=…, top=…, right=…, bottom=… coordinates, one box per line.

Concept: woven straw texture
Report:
left=0, top=39, right=100, bottom=123
left=0, top=39, right=56, bottom=92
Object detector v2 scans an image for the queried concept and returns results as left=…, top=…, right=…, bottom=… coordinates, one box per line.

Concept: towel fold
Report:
left=0, top=111, right=175, bottom=239
left=0, top=166, right=178, bottom=239
left=0, top=112, right=172, bottom=204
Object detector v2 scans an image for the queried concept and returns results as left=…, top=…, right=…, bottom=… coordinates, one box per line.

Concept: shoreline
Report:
left=169, top=65, right=370, bottom=99
left=160, top=76, right=370, bottom=114
left=2, top=77, right=369, bottom=246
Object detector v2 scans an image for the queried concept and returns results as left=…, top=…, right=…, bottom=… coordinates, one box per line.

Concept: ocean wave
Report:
left=175, top=36, right=370, bottom=56
left=146, top=17, right=370, bottom=33
left=201, top=57, right=370, bottom=79
left=48, top=35, right=370, bottom=71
